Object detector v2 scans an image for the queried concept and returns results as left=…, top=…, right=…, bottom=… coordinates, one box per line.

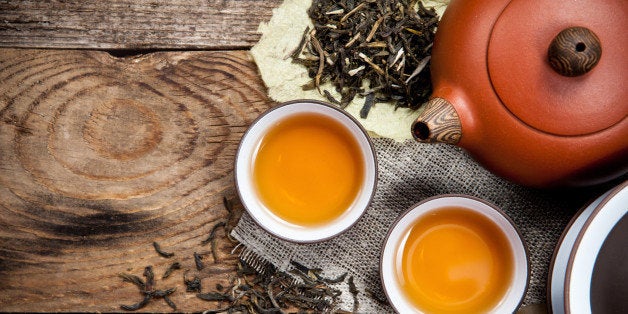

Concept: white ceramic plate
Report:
left=549, top=180, right=627, bottom=314
left=548, top=190, right=611, bottom=314
left=565, top=180, right=627, bottom=314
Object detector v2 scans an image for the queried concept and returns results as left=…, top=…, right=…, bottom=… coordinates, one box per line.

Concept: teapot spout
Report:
left=411, top=97, right=462, bottom=144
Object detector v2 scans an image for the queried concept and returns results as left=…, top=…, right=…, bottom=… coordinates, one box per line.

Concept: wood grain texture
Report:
left=0, top=48, right=272, bottom=311
left=0, top=0, right=282, bottom=50
left=548, top=27, right=602, bottom=77
left=412, top=97, right=461, bottom=145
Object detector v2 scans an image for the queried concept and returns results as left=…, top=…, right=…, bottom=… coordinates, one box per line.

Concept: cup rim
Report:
left=379, top=194, right=530, bottom=313
left=234, top=99, right=378, bottom=243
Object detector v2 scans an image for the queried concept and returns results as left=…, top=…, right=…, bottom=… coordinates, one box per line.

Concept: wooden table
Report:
left=0, top=0, right=283, bottom=311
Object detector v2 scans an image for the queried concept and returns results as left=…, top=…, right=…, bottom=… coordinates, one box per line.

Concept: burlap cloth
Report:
left=232, top=138, right=611, bottom=313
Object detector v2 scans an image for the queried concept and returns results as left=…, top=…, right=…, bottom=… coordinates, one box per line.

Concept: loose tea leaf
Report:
left=319, top=271, right=348, bottom=284
left=120, top=295, right=151, bottom=311
left=289, top=260, right=347, bottom=284
left=184, top=270, right=202, bottom=293
left=200, top=198, right=237, bottom=263
left=153, top=287, right=177, bottom=297
left=153, top=241, right=175, bottom=258
left=164, top=295, right=177, bottom=311
left=348, top=275, right=359, bottom=312
left=295, top=0, right=439, bottom=114
left=237, top=258, right=259, bottom=277
left=196, top=292, right=233, bottom=302
left=196, top=258, right=347, bottom=313
left=118, top=273, right=145, bottom=290
left=115, top=195, right=360, bottom=312
left=194, top=252, right=205, bottom=271
left=222, top=196, right=239, bottom=243
left=360, top=93, right=377, bottom=118
left=216, top=283, right=224, bottom=291
left=143, top=266, right=155, bottom=292
left=202, top=221, right=226, bottom=246
left=119, top=266, right=177, bottom=311
left=162, top=262, right=182, bottom=279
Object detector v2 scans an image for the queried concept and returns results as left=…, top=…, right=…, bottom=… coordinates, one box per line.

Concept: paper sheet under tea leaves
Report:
left=251, top=0, right=449, bottom=141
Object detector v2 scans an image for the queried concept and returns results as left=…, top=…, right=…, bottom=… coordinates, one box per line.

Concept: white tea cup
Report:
left=381, top=195, right=529, bottom=313
left=235, top=100, right=377, bottom=243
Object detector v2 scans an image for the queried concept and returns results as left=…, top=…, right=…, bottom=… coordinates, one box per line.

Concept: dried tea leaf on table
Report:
left=251, top=0, right=449, bottom=141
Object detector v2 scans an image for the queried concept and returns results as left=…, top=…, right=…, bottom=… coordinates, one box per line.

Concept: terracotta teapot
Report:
left=412, top=0, right=627, bottom=187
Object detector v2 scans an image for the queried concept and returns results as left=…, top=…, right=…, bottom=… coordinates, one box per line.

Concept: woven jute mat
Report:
left=232, top=138, right=612, bottom=313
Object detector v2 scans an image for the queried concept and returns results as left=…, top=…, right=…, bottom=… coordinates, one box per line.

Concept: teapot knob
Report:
left=548, top=27, right=602, bottom=77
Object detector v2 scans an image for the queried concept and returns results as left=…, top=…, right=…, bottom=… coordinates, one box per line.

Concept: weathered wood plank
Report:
left=0, top=0, right=282, bottom=50
left=0, top=48, right=273, bottom=311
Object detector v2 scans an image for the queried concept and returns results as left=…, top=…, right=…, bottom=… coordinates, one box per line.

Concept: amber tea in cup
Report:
left=235, top=100, right=377, bottom=243
left=381, top=195, right=528, bottom=313
left=399, top=207, right=513, bottom=312
left=253, top=112, right=364, bottom=226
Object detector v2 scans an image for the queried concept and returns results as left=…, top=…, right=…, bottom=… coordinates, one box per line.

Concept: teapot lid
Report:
left=487, top=0, right=627, bottom=136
